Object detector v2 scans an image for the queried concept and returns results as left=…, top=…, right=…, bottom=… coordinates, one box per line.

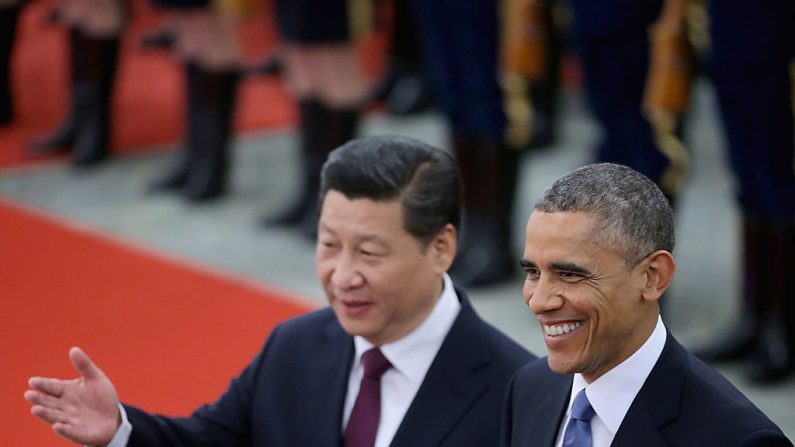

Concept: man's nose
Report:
left=525, top=275, right=563, bottom=314
left=330, top=253, right=363, bottom=289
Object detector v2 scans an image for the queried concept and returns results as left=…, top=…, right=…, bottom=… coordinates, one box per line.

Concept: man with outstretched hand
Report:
left=25, top=135, right=534, bottom=447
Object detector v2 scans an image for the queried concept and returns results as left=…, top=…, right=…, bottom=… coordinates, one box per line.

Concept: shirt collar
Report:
left=569, top=315, right=667, bottom=435
left=353, top=273, right=461, bottom=382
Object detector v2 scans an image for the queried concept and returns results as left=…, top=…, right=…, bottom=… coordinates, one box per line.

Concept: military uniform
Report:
left=261, top=0, right=366, bottom=238
left=698, top=0, right=795, bottom=383
left=147, top=0, right=241, bottom=202
left=27, top=0, right=126, bottom=166
left=568, top=0, right=682, bottom=198
left=409, top=0, right=518, bottom=287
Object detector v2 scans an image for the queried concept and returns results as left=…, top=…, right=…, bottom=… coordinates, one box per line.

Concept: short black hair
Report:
left=534, top=163, right=675, bottom=265
left=319, top=135, right=462, bottom=246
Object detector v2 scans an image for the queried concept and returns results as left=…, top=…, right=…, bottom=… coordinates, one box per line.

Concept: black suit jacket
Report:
left=125, top=290, right=534, bottom=446
left=502, top=332, right=792, bottom=446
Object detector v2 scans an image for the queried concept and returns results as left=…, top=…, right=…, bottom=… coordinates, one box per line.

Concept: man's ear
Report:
left=431, top=224, right=458, bottom=273
left=639, top=250, right=676, bottom=302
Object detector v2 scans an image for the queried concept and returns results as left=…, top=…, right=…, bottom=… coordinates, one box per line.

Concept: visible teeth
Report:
left=544, top=321, right=583, bottom=336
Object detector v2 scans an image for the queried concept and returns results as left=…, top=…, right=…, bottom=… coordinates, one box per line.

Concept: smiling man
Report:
left=501, top=163, right=791, bottom=447
left=25, top=135, right=534, bottom=447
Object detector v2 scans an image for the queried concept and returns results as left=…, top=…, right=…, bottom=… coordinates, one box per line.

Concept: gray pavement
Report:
left=1, top=80, right=793, bottom=437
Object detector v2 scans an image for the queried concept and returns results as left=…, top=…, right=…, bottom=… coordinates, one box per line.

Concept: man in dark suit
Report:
left=501, top=163, right=791, bottom=446
left=25, top=135, right=534, bottom=447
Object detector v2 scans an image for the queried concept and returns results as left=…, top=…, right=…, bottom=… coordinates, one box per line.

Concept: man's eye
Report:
left=559, top=271, right=584, bottom=281
left=524, top=268, right=540, bottom=279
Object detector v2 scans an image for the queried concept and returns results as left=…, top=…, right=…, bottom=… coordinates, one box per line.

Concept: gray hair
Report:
left=534, top=163, right=675, bottom=265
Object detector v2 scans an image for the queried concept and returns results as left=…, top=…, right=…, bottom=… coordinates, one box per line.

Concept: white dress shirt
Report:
left=107, top=273, right=460, bottom=447
left=342, top=273, right=461, bottom=447
left=554, top=316, right=667, bottom=447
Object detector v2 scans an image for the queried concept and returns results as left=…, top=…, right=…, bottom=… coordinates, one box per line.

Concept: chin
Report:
left=546, top=357, right=578, bottom=375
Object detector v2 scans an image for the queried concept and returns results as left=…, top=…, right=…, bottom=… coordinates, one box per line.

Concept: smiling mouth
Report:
left=543, top=321, right=583, bottom=337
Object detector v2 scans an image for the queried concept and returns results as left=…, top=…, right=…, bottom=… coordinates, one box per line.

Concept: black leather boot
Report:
left=0, top=5, right=20, bottom=125
left=261, top=99, right=329, bottom=227
left=695, top=217, right=766, bottom=362
left=29, top=30, right=119, bottom=166
left=70, top=34, right=119, bottom=166
left=29, top=31, right=119, bottom=162
left=181, top=66, right=239, bottom=202
left=748, top=222, right=795, bottom=383
left=369, top=0, right=430, bottom=115
left=296, top=106, right=359, bottom=239
left=261, top=101, right=359, bottom=239
left=450, top=133, right=518, bottom=288
left=28, top=28, right=82, bottom=153
left=149, top=63, right=203, bottom=193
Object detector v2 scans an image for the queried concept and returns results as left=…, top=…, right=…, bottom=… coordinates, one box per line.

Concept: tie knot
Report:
left=570, top=389, right=595, bottom=421
left=361, top=348, right=391, bottom=379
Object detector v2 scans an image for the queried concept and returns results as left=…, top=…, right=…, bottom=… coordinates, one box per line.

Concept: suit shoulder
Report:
left=677, top=351, right=788, bottom=441
left=468, top=312, right=537, bottom=365
left=513, top=357, right=560, bottom=386
left=262, top=307, right=339, bottom=350
left=508, top=357, right=570, bottom=407
left=274, top=306, right=336, bottom=332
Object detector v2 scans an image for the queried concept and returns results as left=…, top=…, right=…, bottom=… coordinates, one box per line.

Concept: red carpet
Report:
left=0, top=0, right=386, bottom=170
left=0, top=199, right=314, bottom=446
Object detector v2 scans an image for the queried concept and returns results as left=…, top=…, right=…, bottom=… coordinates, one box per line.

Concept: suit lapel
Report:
left=389, top=296, right=490, bottom=446
left=307, top=317, right=355, bottom=447
left=612, top=333, right=685, bottom=447
left=522, top=371, right=570, bottom=447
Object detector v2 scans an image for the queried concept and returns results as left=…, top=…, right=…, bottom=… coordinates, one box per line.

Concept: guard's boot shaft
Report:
left=181, top=66, right=240, bottom=202
left=450, top=131, right=519, bottom=287
left=696, top=217, right=767, bottom=362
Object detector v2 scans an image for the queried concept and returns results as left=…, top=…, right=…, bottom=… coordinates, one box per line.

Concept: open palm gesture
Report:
left=24, top=347, right=121, bottom=446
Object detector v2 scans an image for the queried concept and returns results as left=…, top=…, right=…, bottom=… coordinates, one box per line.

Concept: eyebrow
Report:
left=317, top=224, right=386, bottom=245
left=519, top=259, right=592, bottom=276
left=318, top=223, right=335, bottom=235
left=550, top=262, right=592, bottom=275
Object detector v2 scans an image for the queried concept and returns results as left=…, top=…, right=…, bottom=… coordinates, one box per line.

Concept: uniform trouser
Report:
left=572, top=20, right=675, bottom=195
left=706, top=0, right=795, bottom=381
left=709, top=0, right=795, bottom=221
left=410, top=0, right=517, bottom=286
left=408, top=0, right=506, bottom=140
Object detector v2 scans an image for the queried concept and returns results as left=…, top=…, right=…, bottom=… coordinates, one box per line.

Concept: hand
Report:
left=24, top=347, right=121, bottom=446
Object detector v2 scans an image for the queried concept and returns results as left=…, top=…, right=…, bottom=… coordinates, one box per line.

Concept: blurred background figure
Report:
left=0, top=0, right=22, bottom=126
left=501, top=0, right=564, bottom=152
left=565, top=0, right=689, bottom=204
left=696, top=0, right=795, bottom=384
left=368, top=0, right=431, bottom=116
left=26, top=0, right=126, bottom=166
left=147, top=0, right=247, bottom=202
left=409, top=0, right=520, bottom=288
left=259, top=0, right=372, bottom=238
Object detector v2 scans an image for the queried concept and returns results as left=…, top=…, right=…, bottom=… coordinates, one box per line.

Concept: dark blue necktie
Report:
left=562, top=389, right=595, bottom=447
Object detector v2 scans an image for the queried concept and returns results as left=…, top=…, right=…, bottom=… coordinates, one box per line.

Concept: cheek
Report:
left=522, top=279, right=533, bottom=302
left=315, top=257, right=338, bottom=290
left=315, top=259, right=329, bottom=282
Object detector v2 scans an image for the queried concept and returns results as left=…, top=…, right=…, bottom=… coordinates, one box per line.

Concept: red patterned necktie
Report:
left=344, top=348, right=392, bottom=447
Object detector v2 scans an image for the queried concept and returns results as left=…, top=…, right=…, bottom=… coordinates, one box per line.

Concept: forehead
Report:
left=523, top=211, right=608, bottom=262
left=319, top=190, right=407, bottom=240
left=525, top=211, right=597, bottom=240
